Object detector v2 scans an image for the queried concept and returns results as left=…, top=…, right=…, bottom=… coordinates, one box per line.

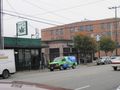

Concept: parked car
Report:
left=116, top=85, right=120, bottom=90
left=48, top=56, right=77, bottom=71
left=111, top=56, right=120, bottom=71
left=110, top=56, right=120, bottom=61
left=96, top=56, right=111, bottom=65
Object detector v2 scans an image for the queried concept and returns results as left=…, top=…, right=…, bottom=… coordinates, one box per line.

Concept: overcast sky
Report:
left=2, top=0, right=120, bottom=38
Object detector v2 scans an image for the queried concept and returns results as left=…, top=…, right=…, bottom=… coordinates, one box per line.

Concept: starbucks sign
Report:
left=16, top=21, right=28, bottom=36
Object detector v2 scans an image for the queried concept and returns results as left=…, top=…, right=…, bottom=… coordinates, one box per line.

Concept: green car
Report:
left=48, top=56, right=77, bottom=71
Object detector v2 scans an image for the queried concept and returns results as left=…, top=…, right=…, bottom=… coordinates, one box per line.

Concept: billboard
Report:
left=16, top=21, right=28, bottom=36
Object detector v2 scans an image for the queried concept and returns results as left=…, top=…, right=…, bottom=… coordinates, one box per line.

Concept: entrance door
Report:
left=24, top=49, right=31, bottom=70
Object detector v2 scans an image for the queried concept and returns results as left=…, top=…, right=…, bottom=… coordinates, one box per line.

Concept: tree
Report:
left=73, top=32, right=97, bottom=63
left=100, top=36, right=116, bottom=56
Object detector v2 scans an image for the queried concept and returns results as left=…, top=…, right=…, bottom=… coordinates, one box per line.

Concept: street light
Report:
left=96, top=34, right=101, bottom=58
left=109, top=6, right=120, bottom=56
left=0, top=0, right=4, bottom=49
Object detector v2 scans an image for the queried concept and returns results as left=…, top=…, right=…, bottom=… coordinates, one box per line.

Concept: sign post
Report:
left=0, top=0, right=4, bottom=49
left=96, top=34, right=101, bottom=58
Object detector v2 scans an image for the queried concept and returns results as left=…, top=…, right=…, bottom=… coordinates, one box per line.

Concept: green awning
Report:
left=4, top=37, right=41, bottom=48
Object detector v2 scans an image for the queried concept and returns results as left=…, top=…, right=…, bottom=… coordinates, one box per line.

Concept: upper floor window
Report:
left=101, top=23, right=106, bottom=30
left=59, top=29, right=63, bottom=35
left=50, top=29, right=63, bottom=35
left=101, top=23, right=112, bottom=30
left=118, top=21, right=120, bottom=28
left=51, top=30, right=54, bottom=35
left=85, top=25, right=93, bottom=31
left=70, top=27, right=75, bottom=32
left=79, top=25, right=93, bottom=31
left=79, top=26, right=84, bottom=31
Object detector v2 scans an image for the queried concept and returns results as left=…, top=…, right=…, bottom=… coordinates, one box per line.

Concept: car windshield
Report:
left=53, top=57, right=64, bottom=62
left=112, top=56, right=120, bottom=60
left=100, top=57, right=107, bottom=60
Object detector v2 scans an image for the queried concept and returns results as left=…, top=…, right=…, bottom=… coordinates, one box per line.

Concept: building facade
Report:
left=4, top=37, right=46, bottom=71
left=41, top=18, right=120, bottom=63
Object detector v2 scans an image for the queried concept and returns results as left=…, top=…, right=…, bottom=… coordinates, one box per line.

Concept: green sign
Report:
left=16, top=21, right=28, bottom=36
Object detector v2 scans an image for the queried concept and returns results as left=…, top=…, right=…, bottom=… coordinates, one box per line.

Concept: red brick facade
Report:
left=41, top=18, right=120, bottom=62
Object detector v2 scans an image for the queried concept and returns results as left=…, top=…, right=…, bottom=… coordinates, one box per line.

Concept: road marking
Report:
left=74, top=85, right=90, bottom=90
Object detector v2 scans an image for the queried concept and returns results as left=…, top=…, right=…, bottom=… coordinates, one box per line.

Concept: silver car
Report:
left=96, top=56, right=111, bottom=65
left=116, top=85, right=120, bottom=90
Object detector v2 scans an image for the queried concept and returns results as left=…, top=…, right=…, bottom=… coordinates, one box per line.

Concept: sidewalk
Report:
left=0, top=81, right=71, bottom=90
left=16, top=62, right=97, bottom=75
left=78, top=61, right=97, bottom=67
left=15, top=68, right=49, bottom=76
left=86, top=61, right=97, bottom=66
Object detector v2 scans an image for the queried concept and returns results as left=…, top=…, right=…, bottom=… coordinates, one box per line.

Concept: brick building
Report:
left=41, top=18, right=120, bottom=63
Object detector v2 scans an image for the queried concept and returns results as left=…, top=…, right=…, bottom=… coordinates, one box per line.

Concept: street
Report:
left=1, top=64, right=120, bottom=90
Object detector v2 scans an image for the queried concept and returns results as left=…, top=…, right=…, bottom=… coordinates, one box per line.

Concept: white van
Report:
left=0, top=49, right=16, bottom=79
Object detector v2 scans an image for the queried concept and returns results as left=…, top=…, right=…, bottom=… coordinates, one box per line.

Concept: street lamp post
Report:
left=0, top=0, right=4, bottom=49
left=96, top=34, right=101, bottom=58
left=109, top=6, right=120, bottom=56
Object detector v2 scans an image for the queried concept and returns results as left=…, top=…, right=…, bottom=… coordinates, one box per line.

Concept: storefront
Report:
left=4, top=37, right=44, bottom=71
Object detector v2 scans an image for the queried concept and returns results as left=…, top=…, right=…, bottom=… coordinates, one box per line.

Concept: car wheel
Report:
left=50, top=68, right=54, bottom=71
left=97, top=63, right=100, bottom=65
left=63, top=67, right=67, bottom=70
left=2, top=70, right=10, bottom=79
left=59, top=65, right=63, bottom=70
left=113, top=66, right=117, bottom=71
left=104, top=62, right=106, bottom=65
left=50, top=67, right=54, bottom=71
left=72, top=64, right=76, bottom=69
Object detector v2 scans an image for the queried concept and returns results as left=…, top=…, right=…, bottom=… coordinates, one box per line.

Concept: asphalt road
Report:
left=1, top=64, right=120, bottom=90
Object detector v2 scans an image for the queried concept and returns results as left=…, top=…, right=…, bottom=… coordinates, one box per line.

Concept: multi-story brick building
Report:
left=41, top=18, right=120, bottom=63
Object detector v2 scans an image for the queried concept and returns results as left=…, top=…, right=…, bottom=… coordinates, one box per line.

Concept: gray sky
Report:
left=3, top=0, right=120, bottom=38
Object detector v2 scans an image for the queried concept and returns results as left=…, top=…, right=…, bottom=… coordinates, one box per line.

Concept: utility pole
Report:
left=109, top=6, right=120, bottom=56
left=0, top=0, right=4, bottom=49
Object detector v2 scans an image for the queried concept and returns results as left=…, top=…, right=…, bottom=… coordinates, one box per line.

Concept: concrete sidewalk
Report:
left=0, top=81, right=72, bottom=90
left=16, top=62, right=96, bottom=75
left=15, top=68, right=49, bottom=76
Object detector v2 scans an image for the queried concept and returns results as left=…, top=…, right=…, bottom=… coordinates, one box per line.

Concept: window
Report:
left=79, top=26, right=84, bottom=31
left=18, top=49, right=24, bottom=63
left=59, top=29, right=63, bottom=35
left=70, top=27, right=75, bottom=32
left=56, top=36, right=63, bottom=40
left=118, top=22, right=120, bottom=28
left=31, top=49, right=39, bottom=56
left=55, top=29, right=59, bottom=35
left=106, top=32, right=111, bottom=36
left=54, top=29, right=63, bottom=35
left=107, top=23, right=111, bottom=30
left=101, top=23, right=106, bottom=30
left=85, top=25, right=93, bottom=31
left=51, top=30, right=54, bottom=35
left=101, top=23, right=112, bottom=30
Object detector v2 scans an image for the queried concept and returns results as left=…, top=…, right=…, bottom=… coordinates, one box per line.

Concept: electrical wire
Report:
left=22, top=0, right=74, bottom=21
left=5, top=0, right=27, bottom=21
left=3, top=9, right=63, bottom=25
left=38, top=0, right=107, bottom=15
left=2, top=11, right=58, bottom=25
left=4, top=0, right=64, bottom=24
left=6, top=0, right=17, bottom=13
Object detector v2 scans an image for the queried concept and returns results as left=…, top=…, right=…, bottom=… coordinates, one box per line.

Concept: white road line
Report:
left=74, top=85, right=90, bottom=90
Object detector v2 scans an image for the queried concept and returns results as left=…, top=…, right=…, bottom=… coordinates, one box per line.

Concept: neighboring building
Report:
left=41, top=18, right=120, bottom=63
left=4, top=37, right=46, bottom=71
